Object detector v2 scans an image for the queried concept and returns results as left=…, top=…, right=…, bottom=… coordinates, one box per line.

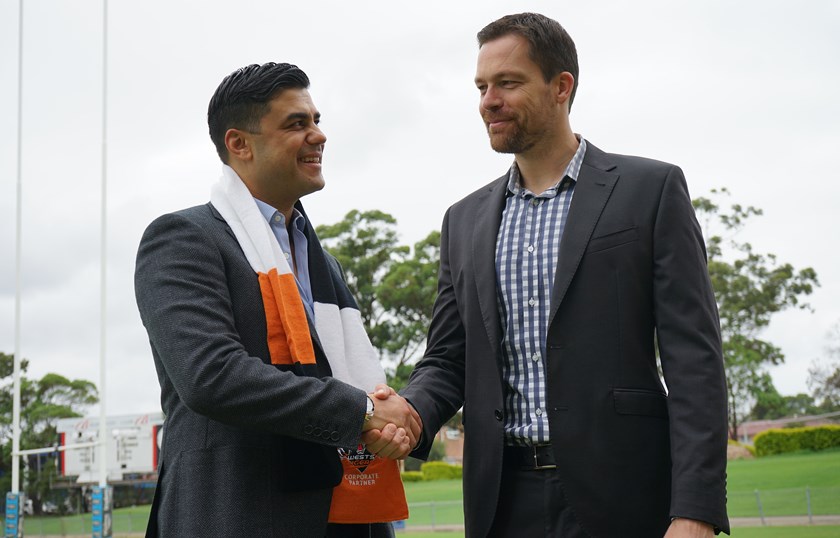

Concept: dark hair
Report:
left=477, top=13, right=579, bottom=110
left=207, top=62, right=310, bottom=163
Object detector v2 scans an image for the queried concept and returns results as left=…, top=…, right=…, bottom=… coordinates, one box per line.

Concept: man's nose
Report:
left=308, top=125, right=327, bottom=145
left=480, top=86, right=502, bottom=111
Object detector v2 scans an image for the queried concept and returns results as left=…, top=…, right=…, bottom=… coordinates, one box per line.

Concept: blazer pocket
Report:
left=613, top=388, right=668, bottom=418
left=586, top=226, right=639, bottom=254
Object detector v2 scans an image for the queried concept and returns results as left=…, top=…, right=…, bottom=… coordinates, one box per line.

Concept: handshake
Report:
left=361, top=384, right=424, bottom=460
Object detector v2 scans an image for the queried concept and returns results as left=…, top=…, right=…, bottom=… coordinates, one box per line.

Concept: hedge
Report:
left=400, top=471, right=424, bottom=482
left=753, top=425, right=840, bottom=457
left=420, top=461, right=463, bottom=481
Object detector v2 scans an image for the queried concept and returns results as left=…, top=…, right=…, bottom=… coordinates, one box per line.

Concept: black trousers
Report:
left=488, top=459, right=590, bottom=537
left=326, top=522, right=395, bottom=538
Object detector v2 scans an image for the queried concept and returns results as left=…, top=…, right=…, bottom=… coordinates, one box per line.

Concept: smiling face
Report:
left=234, top=88, right=327, bottom=209
left=475, top=34, right=565, bottom=156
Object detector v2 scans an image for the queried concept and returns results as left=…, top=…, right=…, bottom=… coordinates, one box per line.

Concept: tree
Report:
left=693, top=189, right=819, bottom=439
left=808, top=322, right=840, bottom=411
left=317, top=211, right=440, bottom=385
left=316, top=210, right=408, bottom=344
left=0, top=352, right=98, bottom=513
left=376, top=231, right=440, bottom=390
left=749, top=374, right=818, bottom=420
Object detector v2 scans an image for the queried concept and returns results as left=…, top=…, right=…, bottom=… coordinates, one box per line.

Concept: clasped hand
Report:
left=360, top=384, right=423, bottom=460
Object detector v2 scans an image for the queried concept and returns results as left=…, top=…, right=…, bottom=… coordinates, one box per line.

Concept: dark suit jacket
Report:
left=402, top=142, right=729, bottom=537
left=135, top=202, right=367, bottom=537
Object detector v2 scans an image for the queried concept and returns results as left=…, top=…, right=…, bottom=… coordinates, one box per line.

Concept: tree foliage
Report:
left=0, top=352, right=98, bottom=513
left=317, top=210, right=440, bottom=387
left=693, top=189, right=819, bottom=439
left=749, top=373, right=819, bottom=420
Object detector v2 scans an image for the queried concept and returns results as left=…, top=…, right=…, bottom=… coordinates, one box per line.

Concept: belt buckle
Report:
left=532, top=443, right=556, bottom=470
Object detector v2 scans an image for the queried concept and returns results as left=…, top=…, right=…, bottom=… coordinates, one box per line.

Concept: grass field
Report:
left=726, top=449, right=840, bottom=517
left=8, top=450, right=839, bottom=535
left=403, top=530, right=840, bottom=538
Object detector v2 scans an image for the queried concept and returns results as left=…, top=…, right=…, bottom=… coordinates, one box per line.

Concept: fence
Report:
left=727, top=487, right=840, bottom=524
left=5, top=487, right=840, bottom=535
left=403, top=487, right=840, bottom=532
left=9, top=512, right=147, bottom=537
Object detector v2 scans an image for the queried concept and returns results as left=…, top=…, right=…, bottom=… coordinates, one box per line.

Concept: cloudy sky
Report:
left=1, top=0, right=838, bottom=417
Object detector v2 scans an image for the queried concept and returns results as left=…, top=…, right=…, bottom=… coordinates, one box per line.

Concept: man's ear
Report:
left=552, top=72, right=575, bottom=110
left=225, top=128, right=252, bottom=162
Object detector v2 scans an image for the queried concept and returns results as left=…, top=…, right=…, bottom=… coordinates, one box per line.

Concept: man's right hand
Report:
left=361, top=384, right=423, bottom=459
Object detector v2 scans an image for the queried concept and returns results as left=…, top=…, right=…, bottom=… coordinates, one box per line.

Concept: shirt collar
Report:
left=507, top=136, right=587, bottom=196
left=253, top=198, right=306, bottom=231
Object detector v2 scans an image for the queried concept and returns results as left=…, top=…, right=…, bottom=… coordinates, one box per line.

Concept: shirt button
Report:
left=535, top=408, right=543, bottom=417
left=527, top=245, right=535, bottom=253
left=532, top=353, right=540, bottom=362
left=531, top=199, right=540, bottom=207
left=528, top=298, right=536, bottom=307
left=284, top=252, right=291, bottom=259
left=274, top=215, right=282, bottom=222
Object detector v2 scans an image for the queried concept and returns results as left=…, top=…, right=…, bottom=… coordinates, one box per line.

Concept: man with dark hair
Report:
left=135, top=62, right=417, bottom=537
left=398, top=12, right=729, bottom=538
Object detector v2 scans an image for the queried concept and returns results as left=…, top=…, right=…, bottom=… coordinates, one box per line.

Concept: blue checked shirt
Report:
left=496, top=137, right=587, bottom=446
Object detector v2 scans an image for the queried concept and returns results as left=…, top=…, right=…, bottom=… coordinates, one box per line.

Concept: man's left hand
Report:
left=664, top=518, right=714, bottom=538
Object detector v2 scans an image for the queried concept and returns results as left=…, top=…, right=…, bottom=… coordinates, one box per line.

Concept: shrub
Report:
left=754, top=425, right=840, bottom=456
left=420, top=461, right=462, bottom=481
left=400, top=471, right=424, bottom=482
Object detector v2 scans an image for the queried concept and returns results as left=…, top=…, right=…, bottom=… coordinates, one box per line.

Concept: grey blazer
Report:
left=402, top=142, right=729, bottom=537
left=135, top=202, right=367, bottom=537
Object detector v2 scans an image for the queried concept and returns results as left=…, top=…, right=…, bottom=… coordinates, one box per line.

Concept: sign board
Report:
left=4, top=492, right=23, bottom=538
left=91, top=485, right=113, bottom=538
left=56, top=413, right=164, bottom=482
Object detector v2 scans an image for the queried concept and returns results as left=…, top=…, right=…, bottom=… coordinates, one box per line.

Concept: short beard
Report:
left=488, top=125, right=535, bottom=154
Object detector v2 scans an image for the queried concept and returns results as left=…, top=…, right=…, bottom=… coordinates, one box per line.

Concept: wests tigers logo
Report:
left=337, top=444, right=376, bottom=474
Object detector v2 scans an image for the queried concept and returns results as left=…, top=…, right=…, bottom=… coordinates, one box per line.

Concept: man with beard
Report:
left=395, top=12, right=729, bottom=538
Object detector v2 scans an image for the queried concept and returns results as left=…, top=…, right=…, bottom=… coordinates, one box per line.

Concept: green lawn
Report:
left=731, top=528, right=840, bottom=538
left=726, top=449, right=840, bottom=517
left=404, top=478, right=463, bottom=503
left=398, top=529, right=840, bottom=538
left=9, top=450, right=839, bottom=534
left=727, top=449, right=840, bottom=490
left=731, top=528, right=840, bottom=537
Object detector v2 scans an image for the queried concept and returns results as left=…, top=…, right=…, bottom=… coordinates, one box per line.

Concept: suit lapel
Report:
left=472, top=174, right=509, bottom=366
left=548, top=144, right=619, bottom=326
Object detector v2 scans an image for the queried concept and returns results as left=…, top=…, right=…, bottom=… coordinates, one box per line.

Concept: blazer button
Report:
left=494, top=409, right=503, bottom=421
left=313, top=427, right=322, bottom=437
left=331, top=432, right=340, bottom=442
left=304, top=425, right=313, bottom=434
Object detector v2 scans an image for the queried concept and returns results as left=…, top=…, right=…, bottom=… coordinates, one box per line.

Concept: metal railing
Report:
left=5, top=487, right=839, bottom=536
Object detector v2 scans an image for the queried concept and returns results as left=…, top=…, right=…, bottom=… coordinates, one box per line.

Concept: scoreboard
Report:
left=56, top=413, right=164, bottom=482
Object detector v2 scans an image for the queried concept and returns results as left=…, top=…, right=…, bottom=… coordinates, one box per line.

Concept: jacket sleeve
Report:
left=653, top=168, right=729, bottom=533
left=134, top=211, right=367, bottom=448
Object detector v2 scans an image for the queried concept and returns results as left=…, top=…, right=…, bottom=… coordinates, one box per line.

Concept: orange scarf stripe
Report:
left=257, top=269, right=316, bottom=365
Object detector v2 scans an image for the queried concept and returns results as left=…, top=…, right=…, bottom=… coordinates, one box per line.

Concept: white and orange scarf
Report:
left=210, top=165, right=407, bottom=523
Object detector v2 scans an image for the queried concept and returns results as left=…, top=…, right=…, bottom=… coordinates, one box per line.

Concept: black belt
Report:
left=503, top=443, right=557, bottom=471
